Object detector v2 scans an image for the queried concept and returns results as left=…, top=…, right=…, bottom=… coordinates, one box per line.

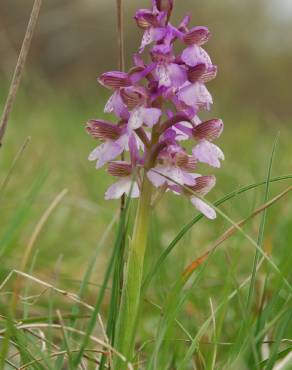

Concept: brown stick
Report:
left=117, top=0, right=126, bottom=214
left=116, top=0, right=125, bottom=72
left=0, top=0, right=43, bottom=147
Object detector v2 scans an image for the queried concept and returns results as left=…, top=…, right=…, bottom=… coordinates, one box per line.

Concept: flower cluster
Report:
left=86, top=0, right=224, bottom=219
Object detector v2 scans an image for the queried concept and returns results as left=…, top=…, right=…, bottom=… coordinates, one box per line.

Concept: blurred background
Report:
left=1, top=0, right=292, bottom=117
left=0, top=0, right=291, bottom=297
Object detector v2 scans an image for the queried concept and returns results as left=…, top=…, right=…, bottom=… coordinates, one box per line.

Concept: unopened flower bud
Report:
left=156, top=0, right=173, bottom=21
left=86, top=120, right=121, bottom=140
left=107, top=161, right=133, bottom=177
left=188, top=64, right=217, bottom=83
left=183, top=26, right=210, bottom=46
left=193, top=119, right=223, bottom=141
left=98, top=71, right=131, bottom=89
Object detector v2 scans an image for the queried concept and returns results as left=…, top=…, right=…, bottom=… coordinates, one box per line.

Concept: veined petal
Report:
left=107, top=161, right=132, bottom=177
left=193, top=119, right=224, bottom=141
left=190, top=196, right=216, bottom=219
left=181, top=45, right=212, bottom=67
left=86, top=119, right=121, bottom=140
left=98, top=71, right=130, bottom=89
left=105, top=177, right=140, bottom=199
left=183, top=26, right=210, bottom=46
left=192, top=140, right=224, bottom=168
left=187, top=175, right=216, bottom=195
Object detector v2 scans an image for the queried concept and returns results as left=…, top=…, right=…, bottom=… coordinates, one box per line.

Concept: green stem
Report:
left=113, top=173, right=153, bottom=369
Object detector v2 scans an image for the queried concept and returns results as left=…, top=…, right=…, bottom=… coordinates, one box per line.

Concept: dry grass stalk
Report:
left=0, top=0, right=43, bottom=147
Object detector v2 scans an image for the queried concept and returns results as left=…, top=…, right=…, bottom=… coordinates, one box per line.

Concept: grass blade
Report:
left=143, top=174, right=292, bottom=291
left=72, top=195, right=133, bottom=367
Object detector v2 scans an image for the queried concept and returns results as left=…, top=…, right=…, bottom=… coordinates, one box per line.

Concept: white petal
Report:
left=88, top=145, right=103, bottom=161
left=155, top=64, right=171, bottom=87
left=104, top=94, right=114, bottom=113
left=178, top=82, right=213, bottom=109
left=105, top=177, right=140, bottom=200
left=192, top=140, right=224, bottom=168
left=147, top=167, right=167, bottom=187
left=89, top=141, right=124, bottom=169
left=139, top=29, right=153, bottom=52
left=181, top=45, right=212, bottom=67
left=191, top=196, right=216, bottom=219
left=128, top=108, right=143, bottom=129
left=140, top=107, right=161, bottom=128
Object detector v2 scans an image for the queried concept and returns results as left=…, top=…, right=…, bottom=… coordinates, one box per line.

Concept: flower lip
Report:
left=86, top=120, right=121, bottom=140
left=98, top=71, right=131, bottom=89
left=193, top=119, right=223, bottom=141
left=107, top=161, right=133, bottom=177
left=183, top=26, right=210, bottom=46
left=120, top=86, right=148, bottom=110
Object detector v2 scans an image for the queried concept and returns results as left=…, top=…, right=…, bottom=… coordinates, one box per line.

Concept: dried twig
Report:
left=0, top=270, right=108, bottom=346
left=0, top=136, right=30, bottom=196
left=0, top=0, right=43, bottom=147
left=116, top=0, right=125, bottom=72
left=0, top=322, right=133, bottom=369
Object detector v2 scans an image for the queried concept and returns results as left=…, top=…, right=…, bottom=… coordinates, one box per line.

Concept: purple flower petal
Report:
left=172, top=121, right=193, bottom=141
left=104, top=91, right=129, bottom=120
left=129, top=133, right=139, bottom=165
left=167, top=63, right=187, bottom=87
left=140, top=27, right=166, bottom=52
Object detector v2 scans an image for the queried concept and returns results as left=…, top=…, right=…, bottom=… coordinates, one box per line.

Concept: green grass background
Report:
left=0, top=82, right=291, bottom=368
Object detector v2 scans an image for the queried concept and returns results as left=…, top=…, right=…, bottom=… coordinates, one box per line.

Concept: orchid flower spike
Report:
left=86, top=0, right=224, bottom=220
